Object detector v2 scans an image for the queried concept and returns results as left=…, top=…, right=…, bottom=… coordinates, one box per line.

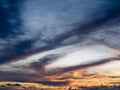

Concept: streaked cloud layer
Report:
left=0, top=0, right=120, bottom=84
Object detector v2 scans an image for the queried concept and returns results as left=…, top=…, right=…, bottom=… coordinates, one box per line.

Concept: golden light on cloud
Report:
left=0, top=61, right=120, bottom=90
left=37, top=60, right=120, bottom=87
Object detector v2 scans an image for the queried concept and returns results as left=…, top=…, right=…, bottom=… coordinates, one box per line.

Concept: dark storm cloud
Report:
left=0, top=0, right=22, bottom=38
left=0, top=71, right=37, bottom=82
left=36, top=81, right=69, bottom=86
left=57, top=2, right=120, bottom=47
left=0, top=0, right=120, bottom=64
left=30, top=54, right=60, bottom=68
left=0, top=0, right=24, bottom=63
left=0, top=0, right=120, bottom=82
left=0, top=40, right=35, bottom=64
left=0, top=71, right=70, bottom=86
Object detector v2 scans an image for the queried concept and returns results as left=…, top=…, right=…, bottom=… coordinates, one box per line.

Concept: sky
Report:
left=0, top=0, right=120, bottom=85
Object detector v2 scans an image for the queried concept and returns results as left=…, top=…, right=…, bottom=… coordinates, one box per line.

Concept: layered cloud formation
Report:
left=0, top=0, right=120, bottom=83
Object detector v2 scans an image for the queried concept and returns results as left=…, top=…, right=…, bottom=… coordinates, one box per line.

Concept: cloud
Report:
left=0, top=0, right=120, bottom=83
left=46, top=44, right=116, bottom=70
left=86, top=60, right=120, bottom=74
left=36, top=81, right=69, bottom=86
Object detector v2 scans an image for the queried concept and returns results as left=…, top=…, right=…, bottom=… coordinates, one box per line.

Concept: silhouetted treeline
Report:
left=0, top=83, right=120, bottom=90
left=68, top=85, right=120, bottom=90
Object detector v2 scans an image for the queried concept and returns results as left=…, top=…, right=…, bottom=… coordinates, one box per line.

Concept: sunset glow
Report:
left=0, top=0, right=120, bottom=90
